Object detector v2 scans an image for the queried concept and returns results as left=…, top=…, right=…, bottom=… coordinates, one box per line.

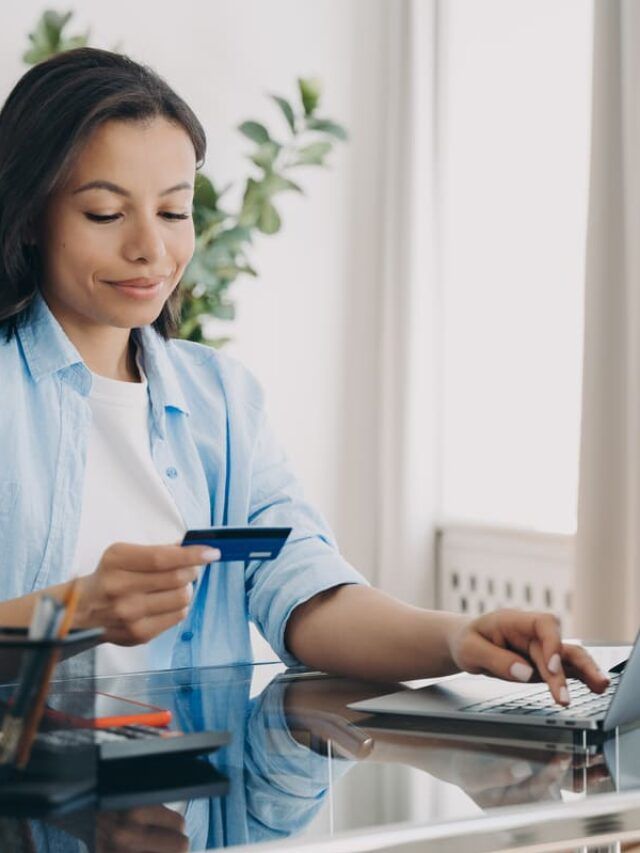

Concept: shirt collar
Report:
left=134, top=324, right=190, bottom=418
left=17, top=290, right=85, bottom=382
left=17, top=290, right=190, bottom=422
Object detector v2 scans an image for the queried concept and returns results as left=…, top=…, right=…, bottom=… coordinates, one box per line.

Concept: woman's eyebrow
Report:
left=72, top=180, right=192, bottom=197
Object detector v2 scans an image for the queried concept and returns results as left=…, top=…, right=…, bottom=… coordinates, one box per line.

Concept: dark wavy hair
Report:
left=0, top=47, right=206, bottom=341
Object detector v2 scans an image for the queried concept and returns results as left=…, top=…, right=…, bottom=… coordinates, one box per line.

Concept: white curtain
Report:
left=574, top=0, right=640, bottom=642
left=374, top=0, right=441, bottom=607
left=325, top=0, right=444, bottom=832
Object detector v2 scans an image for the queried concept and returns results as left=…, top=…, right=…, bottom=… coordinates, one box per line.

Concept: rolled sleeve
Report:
left=245, top=411, right=368, bottom=666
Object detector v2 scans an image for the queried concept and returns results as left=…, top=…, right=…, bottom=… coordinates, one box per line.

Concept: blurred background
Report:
left=4, top=0, right=635, bottom=646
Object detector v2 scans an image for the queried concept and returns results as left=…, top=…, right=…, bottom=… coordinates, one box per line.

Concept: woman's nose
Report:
left=122, top=217, right=168, bottom=264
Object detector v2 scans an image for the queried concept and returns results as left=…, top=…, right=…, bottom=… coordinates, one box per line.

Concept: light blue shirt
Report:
left=0, top=291, right=367, bottom=669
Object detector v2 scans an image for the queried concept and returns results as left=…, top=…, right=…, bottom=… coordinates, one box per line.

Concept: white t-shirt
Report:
left=71, top=353, right=187, bottom=675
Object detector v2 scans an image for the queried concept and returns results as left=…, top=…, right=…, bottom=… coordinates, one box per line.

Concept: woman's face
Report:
left=38, top=116, right=196, bottom=332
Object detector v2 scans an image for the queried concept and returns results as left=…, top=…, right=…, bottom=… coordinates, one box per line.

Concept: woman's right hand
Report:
left=75, top=542, right=220, bottom=645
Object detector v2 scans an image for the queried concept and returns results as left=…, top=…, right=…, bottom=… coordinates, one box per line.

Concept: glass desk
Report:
left=4, top=651, right=640, bottom=852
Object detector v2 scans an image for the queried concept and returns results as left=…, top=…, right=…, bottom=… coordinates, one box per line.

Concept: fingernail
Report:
left=510, top=662, right=534, bottom=682
left=559, top=686, right=570, bottom=705
left=510, top=760, right=532, bottom=782
left=547, top=653, right=561, bottom=674
left=201, top=547, right=221, bottom=562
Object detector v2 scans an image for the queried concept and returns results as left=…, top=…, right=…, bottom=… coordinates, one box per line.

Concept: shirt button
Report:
left=181, top=631, right=193, bottom=642
left=166, top=466, right=178, bottom=479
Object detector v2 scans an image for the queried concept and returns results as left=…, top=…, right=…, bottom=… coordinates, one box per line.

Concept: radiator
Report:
left=436, top=525, right=574, bottom=630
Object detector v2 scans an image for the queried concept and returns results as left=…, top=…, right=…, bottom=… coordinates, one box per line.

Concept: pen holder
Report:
left=0, top=626, right=103, bottom=810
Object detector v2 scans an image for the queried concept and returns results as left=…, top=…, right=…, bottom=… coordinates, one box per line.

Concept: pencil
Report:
left=15, top=578, right=82, bottom=769
left=57, top=576, right=81, bottom=638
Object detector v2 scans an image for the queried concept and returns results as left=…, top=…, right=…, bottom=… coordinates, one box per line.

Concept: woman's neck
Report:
left=83, top=335, right=140, bottom=382
left=81, top=333, right=141, bottom=382
left=41, top=292, right=141, bottom=382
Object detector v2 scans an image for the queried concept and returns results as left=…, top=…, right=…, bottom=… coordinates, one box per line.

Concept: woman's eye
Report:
left=84, top=212, right=191, bottom=223
left=84, top=213, right=119, bottom=223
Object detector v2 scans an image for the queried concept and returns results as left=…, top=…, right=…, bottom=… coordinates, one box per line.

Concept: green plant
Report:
left=22, top=9, right=90, bottom=62
left=22, top=10, right=347, bottom=347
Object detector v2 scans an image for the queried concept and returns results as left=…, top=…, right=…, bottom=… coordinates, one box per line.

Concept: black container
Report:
left=0, top=626, right=103, bottom=810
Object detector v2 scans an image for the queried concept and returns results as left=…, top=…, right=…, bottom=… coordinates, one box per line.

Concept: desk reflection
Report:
left=1, top=665, right=637, bottom=851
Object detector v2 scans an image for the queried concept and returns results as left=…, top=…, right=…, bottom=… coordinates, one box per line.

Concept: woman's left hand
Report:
left=448, top=609, right=610, bottom=706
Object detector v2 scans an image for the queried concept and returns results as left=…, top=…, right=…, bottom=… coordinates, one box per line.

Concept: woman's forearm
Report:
left=0, top=580, right=76, bottom=628
left=285, top=584, right=470, bottom=682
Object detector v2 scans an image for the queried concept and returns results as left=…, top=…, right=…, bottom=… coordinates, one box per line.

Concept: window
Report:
left=439, top=0, right=593, bottom=535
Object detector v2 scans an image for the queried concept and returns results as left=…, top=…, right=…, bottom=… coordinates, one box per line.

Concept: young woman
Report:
left=0, top=48, right=608, bottom=702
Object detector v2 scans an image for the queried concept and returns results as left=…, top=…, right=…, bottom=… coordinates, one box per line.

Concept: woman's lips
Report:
left=103, top=278, right=165, bottom=299
left=108, top=277, right=164, bottom=287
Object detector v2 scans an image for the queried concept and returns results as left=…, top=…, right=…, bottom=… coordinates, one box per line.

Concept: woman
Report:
left=0, top=48, right=607, bottom=702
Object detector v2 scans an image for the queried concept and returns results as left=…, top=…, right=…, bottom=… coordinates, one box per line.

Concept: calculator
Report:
left=33, top=724, right=231, bottom=764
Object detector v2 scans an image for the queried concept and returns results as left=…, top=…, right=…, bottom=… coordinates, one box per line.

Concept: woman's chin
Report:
left=105, top=300, right=168, bottom=329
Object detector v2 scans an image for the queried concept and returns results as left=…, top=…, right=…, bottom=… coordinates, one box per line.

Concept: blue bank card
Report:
left=181, top=526, right=292, bottom=562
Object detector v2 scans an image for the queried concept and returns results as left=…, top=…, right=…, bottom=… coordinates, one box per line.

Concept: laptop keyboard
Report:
left=459, top=673, right=620, bottom=719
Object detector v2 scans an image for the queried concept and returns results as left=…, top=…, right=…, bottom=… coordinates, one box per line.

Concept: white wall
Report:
left=1, top=0, right=389, bottom=579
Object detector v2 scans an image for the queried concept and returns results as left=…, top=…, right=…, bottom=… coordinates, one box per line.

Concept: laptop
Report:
left=358, top=711, right=601, bottom=754
left=348, top=640, right=638, bottom=734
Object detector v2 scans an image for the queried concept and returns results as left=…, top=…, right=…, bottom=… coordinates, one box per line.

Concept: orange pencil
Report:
left=15, top=578, right=82, bottom=769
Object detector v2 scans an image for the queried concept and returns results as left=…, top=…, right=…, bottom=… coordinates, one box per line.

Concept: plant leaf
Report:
left=305, top=117, right=348, bottom=141
left=237, top=178, right=259, bottom=227
left=251, top=141, right=281, bottom=171
left=193, top=172, right=219, bottom=210
left=201, top=335, right=232, bottom=349
left=258, top=201, right=281, bottom=235
left=298, top=77, right=321, bottom=116
left=291, top=141, right=332, bottom=166
left=261, top=173, right=303, bottom=196
left=214, top=301, right=236, bottom=321
left=214, top=265, right=242, bottom=282
left=213, top=226, right=253, bottom=252
left=194, top=207, right=226, bottom=229
left=183, top=255, right=223, bottom=289
left=24, top=13, right=60, bottom=61
left=239, top=121, right=270, bottom=145
left=61, top=33, right=90, bottom=51
left=43, top=10, right=71, bottom=49
left=271, top=94, right=296, bottom=133
left=237, top=264, right=258, bottom=277
left=22, top=45, right=50, bottom=64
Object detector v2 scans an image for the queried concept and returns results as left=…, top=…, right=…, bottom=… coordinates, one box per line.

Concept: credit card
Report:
left=181, top=526, right=292, bottom=562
